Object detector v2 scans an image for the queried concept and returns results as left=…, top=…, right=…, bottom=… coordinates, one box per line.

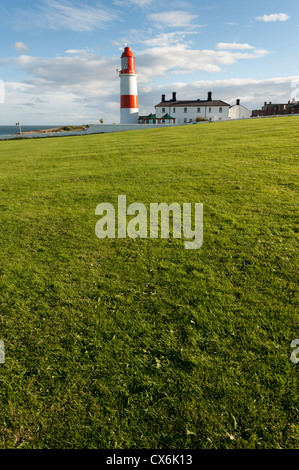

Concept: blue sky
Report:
left=0, top=0, right=298, bottom=124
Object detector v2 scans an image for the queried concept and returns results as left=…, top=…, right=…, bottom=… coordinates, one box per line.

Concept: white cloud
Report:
left=0, top=80, right=4, bottom=103
left=11, top=0, right=118, bottom=32
left=148, top=11, right=198, bottom=28
left=15, top=55, right=36, bottom=65
left=12, top=52, right=119, bottom=100
left=136, top=45, right=269, bottom=80
left=113, top=0, right=155, bottom=6
left=65, top=49, right=89, bottom=54
left=2, top=79, right=119, bottom=125
left=116, top=28, right=203, bottom=48
left=256, top=13, right=290, bottom=23
left=142, top=31, right=200, bottom=47
left=13, top=42, right=29, bottom=53
left=216, top=43, right=255, bottom=51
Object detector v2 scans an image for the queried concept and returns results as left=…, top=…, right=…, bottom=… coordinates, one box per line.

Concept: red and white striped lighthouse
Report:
left=119, top=46, right=139, bottom=124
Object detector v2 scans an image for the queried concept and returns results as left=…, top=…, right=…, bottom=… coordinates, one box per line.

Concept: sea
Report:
left=0, top=125, right=62, bottom=136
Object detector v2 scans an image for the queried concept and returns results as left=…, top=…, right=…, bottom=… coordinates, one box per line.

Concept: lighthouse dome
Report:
left=120, top=46, right=136, bottom=74
left=121, top=47, right=135, bottom=58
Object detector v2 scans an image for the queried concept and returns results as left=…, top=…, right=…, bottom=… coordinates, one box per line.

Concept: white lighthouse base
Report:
left=120, top=108, right=139, bottom=124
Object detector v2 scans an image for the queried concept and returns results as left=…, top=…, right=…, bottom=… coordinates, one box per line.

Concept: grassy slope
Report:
left=0, top=117, right=298, bottom=449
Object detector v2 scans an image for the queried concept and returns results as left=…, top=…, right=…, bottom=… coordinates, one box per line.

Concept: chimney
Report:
left=207, top=91, right=212, bottom=101
left=264, top=102, right=267, bottom=106
left=236, top=99, right=240, bottom=106
left=161, top=94, right=165, bottom=102
left=172, top=92, right=177, bottom=102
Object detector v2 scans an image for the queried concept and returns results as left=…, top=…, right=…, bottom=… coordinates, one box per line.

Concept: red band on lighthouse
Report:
left=121, top=95, right=138, bottom=109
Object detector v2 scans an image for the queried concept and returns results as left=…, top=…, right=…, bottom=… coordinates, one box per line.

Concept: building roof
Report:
left=229, top=104, right=250, bottom=110
left=252, top=101, right=299, bottom=115
left=262, top=102, right=299, bottom=108
left=155, top=99, right=230, bottom=108
left=161, top=113, right=175, bottom=119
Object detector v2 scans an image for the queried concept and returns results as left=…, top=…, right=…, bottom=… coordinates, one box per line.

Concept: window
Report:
left=184, top=118, right=187, bottom=123
left=173, top=108, right=176, bottom=113
left=219, top=107, right=223, bottom=113
left=209, top=108, right=212, bottom=113
left=162, top=108, right=166, bottom=113
left=197, top=108, right=201, bottom=113
left=184, top=108, right=187, bottom=113
left=121, top=57, right=128, bottom=70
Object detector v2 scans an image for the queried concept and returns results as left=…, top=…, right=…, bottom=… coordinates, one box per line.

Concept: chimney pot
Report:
left=172, top=92, right=177, bottom=101
left=236, top=99, right=240, bottom=106
left=161, top=94, right=165, bottom=102
left=207, top=91, right=212, bottom=101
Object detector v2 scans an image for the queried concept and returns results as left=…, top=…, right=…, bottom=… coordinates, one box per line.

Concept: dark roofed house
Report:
left=155, top=91, right=230, bottom=124
left=252, top=100, right=299, bottom=117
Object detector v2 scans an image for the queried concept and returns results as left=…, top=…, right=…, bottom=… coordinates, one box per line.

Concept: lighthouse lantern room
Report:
left=119, top=46, right=139, bottom=124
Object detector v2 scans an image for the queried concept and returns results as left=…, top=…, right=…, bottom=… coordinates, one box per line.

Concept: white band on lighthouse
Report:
left=120, top=74, right=138, bottom=97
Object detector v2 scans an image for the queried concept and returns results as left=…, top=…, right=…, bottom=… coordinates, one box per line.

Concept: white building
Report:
left=154, top=92, right=230, bottom=124
left=229, top=99, right=251, bottom=120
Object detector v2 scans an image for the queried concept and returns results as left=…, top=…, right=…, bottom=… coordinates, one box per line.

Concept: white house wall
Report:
left=229, top=105, right=251, bottom=120
left=155, top=105, right=229, bottom=124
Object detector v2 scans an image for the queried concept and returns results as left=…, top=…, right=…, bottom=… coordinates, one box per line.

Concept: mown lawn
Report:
left=0, top=117, right=298, bottom=449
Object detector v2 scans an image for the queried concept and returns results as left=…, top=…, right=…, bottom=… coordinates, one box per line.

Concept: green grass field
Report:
left=0, top=117, right=298, bottom=449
